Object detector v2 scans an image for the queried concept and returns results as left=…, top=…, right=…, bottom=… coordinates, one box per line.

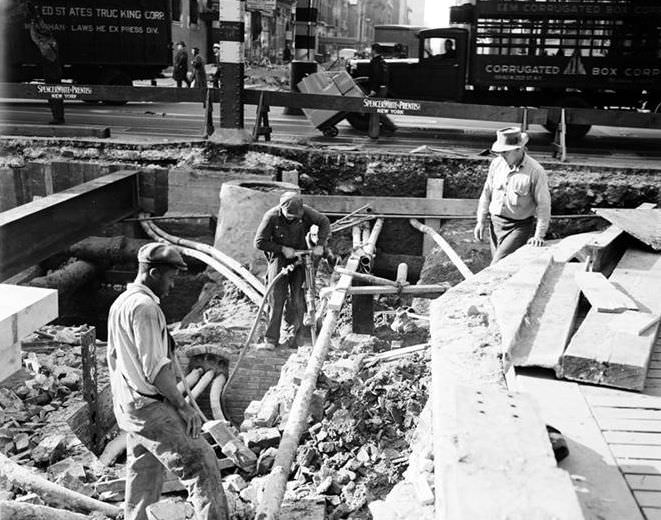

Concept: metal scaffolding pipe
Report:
left=409, top=218, right=474, bottom=280
left=334, top=267, right=400, bottom=287
left=352, top=224, right=362, bottom=248
left=396, top=263, right=408, bottom=284
left=176, top=367, right=204, bottom=394
left=255, top=219, right=383, bottom=520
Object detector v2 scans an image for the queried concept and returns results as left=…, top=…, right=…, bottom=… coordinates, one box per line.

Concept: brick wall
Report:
left=181, top=345, right=292, bottom=425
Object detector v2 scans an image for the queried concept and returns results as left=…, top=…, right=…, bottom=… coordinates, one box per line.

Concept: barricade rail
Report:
left=2, top=82, right=661, bottom=130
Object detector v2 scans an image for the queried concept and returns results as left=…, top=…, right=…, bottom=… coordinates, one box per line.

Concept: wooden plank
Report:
left=642, top=509, right=661, bottom=520
left=511, top=262, right=582, bottom=373
left=598, top=420, right=661, bottom=433
left=562, top=248, right=661, bottom=391
left=0, top=124, right=110, bottom=139
left=0, top=285, right=58, bottom=346
left=518, top=375, right=642, bottom=520
left=621, top=460, right=661, bottom=475
left=605, top=431, right=661, bottom=445
left=626, top=474, right=661, bottom=491
left=550, top=232, right=596, bottom=263
left=612, top=445, right=661, bottom=460
left=491, top=253, right=553, bottom=367
left=449, top=384, right=584, bottom=520
left=634, top=491, right=661, bottom=508
left=422, top=178, right=444, bottom=256
left=586, top=203, right=656, bottom=275
left=594, top=408, right=661, bottom=421
left=593, top=209, right=661, bottom=251
left=574, top=271, right=639, bottom=313
left=608, top=312, right=661, bottom=336
left=301, top=194, right=477, bottom=218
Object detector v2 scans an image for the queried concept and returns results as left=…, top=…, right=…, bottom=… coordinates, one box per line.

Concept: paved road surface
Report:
left=1, top=99, right=660, bottom=166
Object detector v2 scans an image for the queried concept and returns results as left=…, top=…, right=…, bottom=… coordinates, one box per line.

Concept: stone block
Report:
left=31, top=434, right=66, bottom=466
left=223, top=474, right=247, bottom=493
left=240, top=427, right=280, bottom=452
left=146, top=498, right=193, bottom=520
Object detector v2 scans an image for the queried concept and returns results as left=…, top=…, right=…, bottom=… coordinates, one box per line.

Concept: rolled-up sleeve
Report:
left=132, top=303, right=171, bottom=384
left=477, top=167, right=494, bottom=224
left=533, top=168, right=552, bottom=239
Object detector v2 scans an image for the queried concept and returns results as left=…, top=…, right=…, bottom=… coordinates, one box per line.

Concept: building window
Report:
left=189, top=0, right=199, bottom=25
left=172, top=0, right=181, bottom=22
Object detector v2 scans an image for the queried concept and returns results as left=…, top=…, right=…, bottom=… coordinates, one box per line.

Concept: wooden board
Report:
left=593, top=208, right=661, bottom=251
left=511, top=262, right=582, bottom=374
left=550, top=232, right=597, bottom=263
left=422, top=178, right=444, bottom=256
left=574, top=271, right=639, bottom=313
left=448, top=384, right=584, bottom=520
left=0, top=285, right=58, bottom=381
left=607, top=312, right=661, bottom=336
left=587, top=203, right=656, bottom=275
left=490, top=253, right=553, bottom=367
left=301, top=194, right=477, bottom=218
left=517, top=374, right=643, bottom=520
left=562, top=248, right=661, bottom=391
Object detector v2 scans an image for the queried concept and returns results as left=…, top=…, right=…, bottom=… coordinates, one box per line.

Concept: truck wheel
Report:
left=346, top=113, right=370, bottom=132
left=322, top=126, right=339, bottom=138
left=543, top=96, right=592, bottom=140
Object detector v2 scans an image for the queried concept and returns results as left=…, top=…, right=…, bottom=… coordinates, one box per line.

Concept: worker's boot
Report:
left=546, top=425, right=569, bottom=462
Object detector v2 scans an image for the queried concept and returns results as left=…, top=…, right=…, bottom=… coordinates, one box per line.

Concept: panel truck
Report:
left=349, top=0, right=661, bottom=137
left=3, top=0, right=172, bottom=85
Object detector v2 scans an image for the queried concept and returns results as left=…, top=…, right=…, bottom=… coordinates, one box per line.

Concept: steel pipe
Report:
left=409, top=218, right=474, bottom=279
left=209, top=373, right=227, bottom=422
left=190, top=370, right=216, bottom=400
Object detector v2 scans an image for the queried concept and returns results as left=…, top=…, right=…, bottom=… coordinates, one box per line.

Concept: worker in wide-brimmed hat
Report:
left=107, top=243, right=229, bottom=520
left=474, top=127, right=551, bottom=264
left=173, top=40, right=190, bottom=88
left=254, top=192, right=330, bottom=350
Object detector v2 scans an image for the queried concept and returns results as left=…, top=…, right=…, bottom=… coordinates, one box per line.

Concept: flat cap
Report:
left=280, top=191, right=304, bottom=218
left=138, top=242, right=188, bottom=270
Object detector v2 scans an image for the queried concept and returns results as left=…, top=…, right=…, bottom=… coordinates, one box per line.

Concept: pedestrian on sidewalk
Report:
left=474, top=127, right=551, bottom=264
left=254, top=192, right=330, bottom=349
left=107, top=243, right=229, bottom=520
left=191, top=47, right=207, bottom=107
left=26, top=2, right=64, bottom=125
left=173, top=41, right=190, bottom=88
left=212, top=43, right=221, bottom=89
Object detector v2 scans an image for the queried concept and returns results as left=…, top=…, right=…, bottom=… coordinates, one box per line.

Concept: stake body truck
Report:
left=349, top=0, right=661, bottom=137
left=3, top=0, right=172, bottom=85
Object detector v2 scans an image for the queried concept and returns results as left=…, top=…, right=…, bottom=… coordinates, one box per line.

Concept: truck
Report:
left=373, top=25, right=427, bottom=58
left=349, top=0, right=661, bottom=138
left=3, top=0, right=172, bottom=86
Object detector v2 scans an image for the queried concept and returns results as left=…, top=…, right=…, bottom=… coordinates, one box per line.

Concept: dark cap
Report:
left=138, top=243, right=188, bottom=270
left=177, top=40, right=186, bottom=46
left=280, top=191, right=304, bottom=218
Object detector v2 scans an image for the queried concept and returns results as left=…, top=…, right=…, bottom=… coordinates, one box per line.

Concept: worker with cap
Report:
left=107, top=243, right=229, bottom=520
left=474, top=126, right=551, bottom=264
left=254, top=192, right=331, bottom=349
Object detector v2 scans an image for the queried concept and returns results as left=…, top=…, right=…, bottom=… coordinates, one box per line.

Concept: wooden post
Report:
left=552, top=109, right=567, bottom=162
left=422, top=178, right=445, bottom=256
left=80, top=328, right=101, bottom=454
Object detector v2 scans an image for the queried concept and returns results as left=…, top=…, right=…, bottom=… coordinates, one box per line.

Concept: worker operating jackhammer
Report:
left=254, top=192, right=330, bottom=350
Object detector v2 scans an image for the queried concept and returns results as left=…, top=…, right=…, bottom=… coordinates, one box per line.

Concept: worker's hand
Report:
left=527, top=236, right=545, bottom=247
left=281, top=246, right=296, bottom=259
left=473, top=222, right=486, bottom=242
left=176, top=402, right=202, bottom=439
left=312, top=245, right=324, bottom=257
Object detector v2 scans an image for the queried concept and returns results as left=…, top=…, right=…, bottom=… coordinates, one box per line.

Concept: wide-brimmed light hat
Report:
left=491, top=127, right=529, bottom=153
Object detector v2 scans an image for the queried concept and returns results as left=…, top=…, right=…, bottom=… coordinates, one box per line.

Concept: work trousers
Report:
left=489, top=214, right=534, bottom=265
left=43, top=59, right=64, bottom=123
left=120, top=401, right=229, bottom=520
left=265, top=257, right=306, bottom=346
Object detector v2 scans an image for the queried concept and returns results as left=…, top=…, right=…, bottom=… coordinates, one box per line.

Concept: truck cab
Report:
left=348, top=28, right=468, bottom=102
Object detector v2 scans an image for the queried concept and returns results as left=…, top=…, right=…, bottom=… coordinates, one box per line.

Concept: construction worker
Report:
left=474, top=127, right=551, bottom=264
left=107, top=243, right=228, bottom=520
left=254, top=192, right=330, bottom=349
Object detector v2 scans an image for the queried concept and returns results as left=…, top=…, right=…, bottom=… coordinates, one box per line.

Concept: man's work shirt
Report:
left=254, top=205, right=331, bottom=261
left=107, top=282, right=171, bottom=428
left=476, top=154, right=551, bottom=238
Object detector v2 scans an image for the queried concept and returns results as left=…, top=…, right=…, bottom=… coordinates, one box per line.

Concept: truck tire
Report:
left=543, top=96, right=592, bottom=140
left=346, top=112, right=370, bottom=132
